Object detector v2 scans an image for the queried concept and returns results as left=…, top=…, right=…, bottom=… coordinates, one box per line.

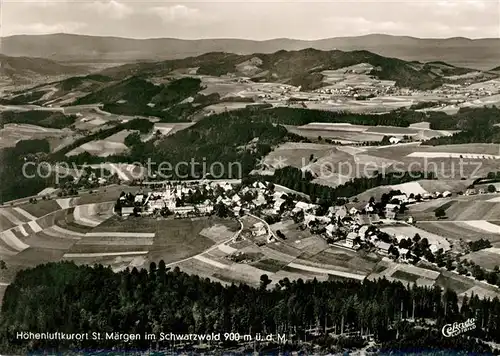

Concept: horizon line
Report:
left=2, top=32, right=499, bottom=41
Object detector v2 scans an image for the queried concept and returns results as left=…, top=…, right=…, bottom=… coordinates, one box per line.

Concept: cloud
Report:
left=87, top=0, right=133, bottom=20
left=149, top=5, right=202, bottom=23
left=4, top=22, right=86, bottom=36
left=412, top=0, right=490, bottom=13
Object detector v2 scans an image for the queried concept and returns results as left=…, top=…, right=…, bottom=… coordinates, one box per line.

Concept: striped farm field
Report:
left=65, top=243, right=152, bottom=254
left=54, top=208, right=94, bottom=233
left=11, top=246, right=68, bottom=266
left=73, top=203, right=114, bottom=228
left=0, top=207, right=31, bottom=229
left=23, top=230, right=79, bottom=250
left=0, top=229, right=29, bottom=255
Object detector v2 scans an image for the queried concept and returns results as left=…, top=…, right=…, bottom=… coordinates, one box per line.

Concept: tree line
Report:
left=263, top=166, right=435, bottom=204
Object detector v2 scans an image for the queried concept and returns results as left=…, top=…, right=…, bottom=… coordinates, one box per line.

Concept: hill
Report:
left=1, top=33, right=499, bottom=70
left=98, top=48, right=476, bottom=91
left=6, top=48, right=482, bottom=111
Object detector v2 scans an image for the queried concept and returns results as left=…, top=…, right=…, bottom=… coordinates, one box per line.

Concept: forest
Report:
left=0, top=262, right=497, bottom=354
left=0, top=110, right=76, bottom=129
left=0, top=139, right=55, bottom=203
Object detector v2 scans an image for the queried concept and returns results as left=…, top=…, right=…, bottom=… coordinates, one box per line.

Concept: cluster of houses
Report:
left=118, top=181, right=234, bottom=218
left=115, top=178, right=458, bottom=259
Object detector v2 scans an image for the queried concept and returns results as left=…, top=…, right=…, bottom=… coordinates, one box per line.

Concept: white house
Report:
left=325, top=224, right=336, bottom=237
left=391, top=195, right=408, bottom=204
left=349, top=207, right=359, bottom=215
left=345, top=232, right=359, bottom=249
left=121, top=207, right=134, bottom=217
left=364, top=203, right=375, bottom=213
left=389, top=137, right=402, bottom=144
left=375, top=241, right=391, bottom=254
left=442, top=191, right=452, bottom=198
left=358, top=225, right=370, bottom=239
left=273, top=198, right=285, bottom=212
left=429, top=244, right=439, bottom=253
left=134, top=194, right=144, bottom=204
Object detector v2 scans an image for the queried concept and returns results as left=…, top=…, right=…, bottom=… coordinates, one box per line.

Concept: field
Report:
left=462, top=248, right=500, bottom=271
left=410, top=193, right=500, bottom=221
left=417, top=221, right=500, bottom=244
left=366, top=144, right=500, bottom=180
left=288, top=122, right=454, bottom=143
left=16, top=200, right=62, bottom=218
left=368, top=260, right=440, bottom=287
left=261, top=142, right=338, bottom=170
left=66, top=129, right=130, bottom=157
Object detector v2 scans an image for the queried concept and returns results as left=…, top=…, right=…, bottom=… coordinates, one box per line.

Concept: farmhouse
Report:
left=465, top=188, right=478, bottom=196
left=385, top=204, right=399, bottom=219
left=345, top=232, right=359, bottom=249
left=121, top=207, right=134, bottom=217
left=391, top=194, right=408, bottom=204
left=375, top=241, right=391, bottom=254
left=443, top=191, right=452, bottom=198
left=174, top=206, right=195, bottom=218
left=389, top=137, right=402, bottom=144
left=325, top=223, right=336, bottom=238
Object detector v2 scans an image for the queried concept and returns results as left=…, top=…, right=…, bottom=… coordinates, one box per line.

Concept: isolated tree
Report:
left=259, top=274, right=271, bottom=290
left=0, top=260, right=6, bottom=270
left=488, top=184, right=497, bottom=193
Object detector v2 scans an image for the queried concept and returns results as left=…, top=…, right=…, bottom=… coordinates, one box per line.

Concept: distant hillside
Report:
left=4, top=48, right=488, bottom=111
left=2, top=33, right=499, bottom=70
left=72, top=76, right=211, bottom=121
left=99, top=48, right=478, bottom=90
left=0, top=54, right=89, bottom=85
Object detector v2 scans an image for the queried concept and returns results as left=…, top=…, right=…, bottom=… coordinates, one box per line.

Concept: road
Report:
left=165, top=217, right=243, bottom=268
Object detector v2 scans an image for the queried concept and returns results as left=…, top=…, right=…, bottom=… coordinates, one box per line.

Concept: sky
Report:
left=1, top=0, right=500, bottom=39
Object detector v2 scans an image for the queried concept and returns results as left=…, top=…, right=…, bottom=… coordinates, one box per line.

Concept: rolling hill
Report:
left=2, top=48, right=493, bottom=112
left=0, top=54, right=89, bottom=86
left=99, top=48, right=480, bottom=91
left=2, top=33, right=499, bottom=70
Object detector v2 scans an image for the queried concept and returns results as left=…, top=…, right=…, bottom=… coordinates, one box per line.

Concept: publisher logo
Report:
left=442, top=318, right=477, bottom=337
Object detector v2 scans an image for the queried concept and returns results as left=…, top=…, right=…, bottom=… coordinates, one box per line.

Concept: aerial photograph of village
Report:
left=1, top=0, right=500, bottom=354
